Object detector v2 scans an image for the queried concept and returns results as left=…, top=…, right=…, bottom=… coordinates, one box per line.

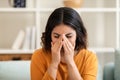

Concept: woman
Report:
left=31, top=7, right=98, bottom=80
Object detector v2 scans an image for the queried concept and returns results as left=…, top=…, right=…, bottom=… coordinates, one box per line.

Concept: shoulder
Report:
left=81, top=49, right=96, bottom=56
left=77, top=49, right=98, bottom=68
left=32, top=48, right=44, bottom=57
left=77, top=49, right=97, bottom=61
left=31, top=48, right=50, bottom=61
left=78, top=49, right=98, bottom=78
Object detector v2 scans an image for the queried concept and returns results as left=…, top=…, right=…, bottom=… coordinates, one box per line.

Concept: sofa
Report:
left=0, top=58, right=102, bottom=80
left=103, top=49, right=120, bottom=80
left=0, top=61, right=30, bottom=80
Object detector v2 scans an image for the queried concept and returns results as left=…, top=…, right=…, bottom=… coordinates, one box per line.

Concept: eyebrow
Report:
left=53, top=32, right=72, bottom=36
left=53, top=33, right=60, bottom=36
left=66, top=33, right=72, bottom=36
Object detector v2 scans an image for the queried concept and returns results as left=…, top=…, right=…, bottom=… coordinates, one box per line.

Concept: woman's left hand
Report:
left=62, top=35, right=74, bottom=64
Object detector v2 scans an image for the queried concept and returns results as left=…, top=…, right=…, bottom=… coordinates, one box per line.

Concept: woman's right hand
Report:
left=47, top=38, right=63, bottom=79
left=51, top=37, right=63, bottom=66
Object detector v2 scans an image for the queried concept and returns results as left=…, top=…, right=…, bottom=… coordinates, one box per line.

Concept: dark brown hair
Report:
left=41, top=7, right=87, bottom=52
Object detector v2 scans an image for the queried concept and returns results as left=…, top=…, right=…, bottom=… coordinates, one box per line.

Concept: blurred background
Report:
left=0, top=0, right=120, bottom=80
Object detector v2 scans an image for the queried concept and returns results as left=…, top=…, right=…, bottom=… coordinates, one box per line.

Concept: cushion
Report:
left=103, top=63, right=114, bottom=80
left=0, top=61, right=30, bottom=80
left=114, top=49, right=120, bottom=80
left=97, top=64, right=103, bottom=80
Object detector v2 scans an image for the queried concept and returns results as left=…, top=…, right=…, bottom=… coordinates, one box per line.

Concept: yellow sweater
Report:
left=31, top=48, right=98, bottom=80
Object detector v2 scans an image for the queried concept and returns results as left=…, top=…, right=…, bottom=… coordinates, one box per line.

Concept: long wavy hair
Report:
left=41, top=7, right=87, bottom=52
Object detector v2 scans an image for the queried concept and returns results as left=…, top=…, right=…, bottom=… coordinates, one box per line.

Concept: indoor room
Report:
left=0, top=0, right=120, bottom=80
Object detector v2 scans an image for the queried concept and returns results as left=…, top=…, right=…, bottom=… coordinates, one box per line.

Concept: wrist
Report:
left=67, top=59, right=75, bottom=67
left=47, top=61, right=59, bottom=79
left=51, top=61, right=59, bottom=69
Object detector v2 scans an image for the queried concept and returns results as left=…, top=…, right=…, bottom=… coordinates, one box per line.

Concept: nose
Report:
left=61, top=34, right=65, bottom=37
left=61, top=34, right=65, bottom=41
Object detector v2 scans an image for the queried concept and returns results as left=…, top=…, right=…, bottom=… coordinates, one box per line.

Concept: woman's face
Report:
left=51, top=24, right=76, bottom=49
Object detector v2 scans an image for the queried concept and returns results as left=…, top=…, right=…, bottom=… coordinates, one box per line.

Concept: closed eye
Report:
left=54, top=35, right=60, bottom=38
left=66, top=35, right=72, bottom=38
left=66, top=33, right=72, bottom=38
left=53, top=33, right=60, bottom=38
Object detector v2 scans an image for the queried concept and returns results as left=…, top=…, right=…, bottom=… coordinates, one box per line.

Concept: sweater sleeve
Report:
left=82, top=52, right=98, bottom=80
left=30, top=49, right=54, bottom=80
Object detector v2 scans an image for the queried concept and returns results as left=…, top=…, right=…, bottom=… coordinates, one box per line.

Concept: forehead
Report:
left=52, top=24, right=76, bottom=34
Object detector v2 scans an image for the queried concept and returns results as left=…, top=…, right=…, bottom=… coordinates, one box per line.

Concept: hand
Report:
left=62, top=35, right=74, bottom=64
left=51, top=37, right=63, bottom=66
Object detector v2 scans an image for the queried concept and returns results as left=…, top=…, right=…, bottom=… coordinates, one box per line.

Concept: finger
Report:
left=62, top=39, right=71, bottom=53
left=52, top=39, right=63, bottom=51
left=62, top=40, right=68, bottom=53
left=57, top=40, right=63, bottom=51
left=63, top=40, right=71, bottom=52
left=57, top=36, right=64, bottom=49
left=63, top=35, right=73, bottom=48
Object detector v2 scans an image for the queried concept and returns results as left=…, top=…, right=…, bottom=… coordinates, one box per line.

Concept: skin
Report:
left=47, top=24, right=83, bottom=80
left=51, top=24, right=76, bottom=64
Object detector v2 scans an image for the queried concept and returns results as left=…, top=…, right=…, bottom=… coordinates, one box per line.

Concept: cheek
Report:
left=69, top=38, right=76, bottom=48
left=51, top=37, right=58, bottom=44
